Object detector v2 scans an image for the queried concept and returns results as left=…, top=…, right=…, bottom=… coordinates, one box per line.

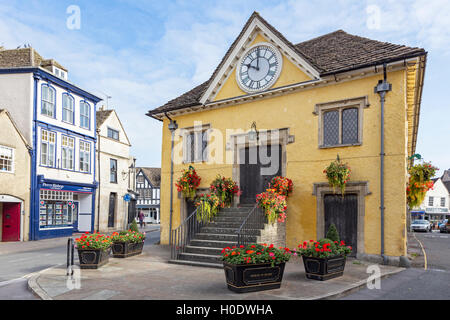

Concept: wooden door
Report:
left=239, top=145, right=282, bottom=204
left=324, top=194, right=358, bottom=256
left=2, top=202, right=21, bottom=242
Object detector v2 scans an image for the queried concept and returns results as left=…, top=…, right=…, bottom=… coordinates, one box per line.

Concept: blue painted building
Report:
left=0, top=47, right=102, bottom=240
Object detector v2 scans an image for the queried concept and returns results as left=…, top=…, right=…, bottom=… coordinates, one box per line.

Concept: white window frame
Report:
left=0, top=145, right=14, bottom=173
left=41, top=84, right=56, bottom=118
left=62, top=93, right=75, bottom=124
left=80, top=101, right=90, bottom=129
left=79, top=140, right=91, bottom=173
left=61, top=136, right=75, bottom=170
left=41, top=129, right=56, bottom=167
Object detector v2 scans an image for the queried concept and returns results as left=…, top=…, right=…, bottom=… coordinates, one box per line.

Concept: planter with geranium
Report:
left=222, top=243, right=291, bottom=293
left=296, top=238, right=352, bottom=281
left=406, top=161, right=438, bottom=208
left=75, top=232, right=112, bottom=269
left=210, top=175, right=240, bottom=207
left=195, top=193, right=221, bottom=223
left=256, top=188, right=287, bottom=224
left=323, top=155, right=351, bottom=196
left=175, top=166, right=201, bottom=199
left=111, top=230, right=146, bottom=258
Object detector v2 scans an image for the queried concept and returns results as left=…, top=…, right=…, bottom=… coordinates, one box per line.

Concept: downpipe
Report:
left=374, top=63, right=392, bottom=265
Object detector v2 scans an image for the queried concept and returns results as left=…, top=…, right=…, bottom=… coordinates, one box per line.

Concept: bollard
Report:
left=66, top=237, right=74, bottom=276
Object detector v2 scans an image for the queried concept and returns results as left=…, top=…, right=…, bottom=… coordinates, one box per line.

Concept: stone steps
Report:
left=171, top=205, right=265, bottom=268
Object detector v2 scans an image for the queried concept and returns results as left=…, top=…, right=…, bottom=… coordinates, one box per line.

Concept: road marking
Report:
left=413, top=233, right=427, bottom=271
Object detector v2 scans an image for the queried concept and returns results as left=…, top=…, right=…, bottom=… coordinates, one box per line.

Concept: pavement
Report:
left=28, top=244, right=403, bottom=300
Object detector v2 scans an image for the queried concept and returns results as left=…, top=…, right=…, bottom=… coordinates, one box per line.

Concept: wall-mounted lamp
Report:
left=249, top=121, right=259, bottom=142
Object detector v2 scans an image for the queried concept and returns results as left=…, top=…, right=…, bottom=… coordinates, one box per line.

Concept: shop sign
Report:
left=41, top=183, right=93, bottom=193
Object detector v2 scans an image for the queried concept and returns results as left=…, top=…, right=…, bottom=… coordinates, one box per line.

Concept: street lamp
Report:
left=249, top=121, right=259, bottom=142
left=166, top=114, right=178, bottom=246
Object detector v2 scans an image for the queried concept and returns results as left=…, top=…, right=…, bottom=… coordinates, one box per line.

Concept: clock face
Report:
left=237, top=43, right=282, bottom=93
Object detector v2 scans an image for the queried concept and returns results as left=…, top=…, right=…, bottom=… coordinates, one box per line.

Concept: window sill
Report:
left=319, top=142, right=362, bottom=149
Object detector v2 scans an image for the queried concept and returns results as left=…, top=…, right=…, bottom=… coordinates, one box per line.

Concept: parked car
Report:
left=440, top=219, right=449, bottom=233
left=411, top=219, right=432, bottom=232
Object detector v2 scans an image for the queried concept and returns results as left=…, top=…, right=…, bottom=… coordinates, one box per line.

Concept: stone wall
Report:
left=257, top=221, right=286, bottom=248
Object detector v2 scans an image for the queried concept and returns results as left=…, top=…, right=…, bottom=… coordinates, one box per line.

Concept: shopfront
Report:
left=32, top=180, right=96, bottom=240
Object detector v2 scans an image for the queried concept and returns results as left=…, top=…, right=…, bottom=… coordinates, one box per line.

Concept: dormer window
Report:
left=52, top=66, right=67, bottom=80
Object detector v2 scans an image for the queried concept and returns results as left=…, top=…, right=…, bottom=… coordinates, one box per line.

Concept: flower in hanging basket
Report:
left=210, top=175, right=240, bottom=207
left=406, top=161, right=438, bottom=208
left=256, top=188, right=287, bottom=224
left=175, top=166, right=201, bottom=199
left=323, top=156, right=351, bottom=195
left=269, top=176, right=293, bottom=197
left=195, top=193, right=221, bottom=222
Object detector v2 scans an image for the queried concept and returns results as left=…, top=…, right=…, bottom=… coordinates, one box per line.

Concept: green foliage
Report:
left=326, top=224, right=340, bottom=242
left=296, top=238, right=352, bottom=258
left=112, top=230, right=146, bottom=243
left=222, top=243, right=292, bottom=267
left=195, top=193, right=221, bottom=223
left=407, top=161, right=438, bottom=208
left=323, top=155, right=351, bottom=196
left=75, top=232, right=112, bottom=250
left=130, top=219, right=139, bottom=233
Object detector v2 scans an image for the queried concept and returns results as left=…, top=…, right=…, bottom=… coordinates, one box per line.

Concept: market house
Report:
left=147, top=12, right=427, bottom=266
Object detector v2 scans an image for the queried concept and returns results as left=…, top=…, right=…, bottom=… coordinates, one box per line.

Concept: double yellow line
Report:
left=413, top=232, right=427, bottom=270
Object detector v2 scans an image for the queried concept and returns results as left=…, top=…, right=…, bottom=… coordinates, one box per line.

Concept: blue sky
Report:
left=1, top=0, right=449, bottom=176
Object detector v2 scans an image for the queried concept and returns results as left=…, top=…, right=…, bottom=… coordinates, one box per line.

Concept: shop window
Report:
left=41, top=129, right=56, bottom=167
left=62, top=136, right=75, bottom=170
left=39, top=190, right=74, bottom=228
left=0, top=145, right=14, bottom=173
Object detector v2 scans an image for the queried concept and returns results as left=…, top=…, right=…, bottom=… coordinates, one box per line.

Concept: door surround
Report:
left=312, top=181, right=371, bottom=257
left=0, top=194, right=24, bottom=242
left=229, top=127, right=294, bottom=206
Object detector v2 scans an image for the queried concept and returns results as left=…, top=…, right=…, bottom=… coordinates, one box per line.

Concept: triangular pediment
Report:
left=199, top=12, right=321, bottom=104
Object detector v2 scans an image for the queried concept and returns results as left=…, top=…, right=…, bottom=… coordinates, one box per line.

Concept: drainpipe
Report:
left=374, top=63, right=392, bottom=265
left=166, top=113, right=178, bottom=246
left=96, top=128, right=101, bottom=232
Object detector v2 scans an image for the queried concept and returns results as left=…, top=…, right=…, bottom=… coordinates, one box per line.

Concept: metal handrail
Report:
left=236, top=204, right=265, bottom=246
left=170, top=208, right=202, bottom=260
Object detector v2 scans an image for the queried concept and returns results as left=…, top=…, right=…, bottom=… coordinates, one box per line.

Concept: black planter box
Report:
left=77, top=247, right=111, bottom=269
left=111, top=241, right=144, bottom=258
left=302, top=255, right=346, bottom=281
left=223, top=261, right=286, bottom=293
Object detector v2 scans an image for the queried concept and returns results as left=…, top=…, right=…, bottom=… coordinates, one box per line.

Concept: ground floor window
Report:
left=39, top=201, right=74, bottom=228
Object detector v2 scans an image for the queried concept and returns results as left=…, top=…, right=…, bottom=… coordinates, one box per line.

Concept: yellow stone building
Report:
left=147, top=12, right=426, bottom=266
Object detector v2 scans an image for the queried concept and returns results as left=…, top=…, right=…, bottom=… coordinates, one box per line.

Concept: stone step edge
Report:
left=168, top=259, right=223, bottom=269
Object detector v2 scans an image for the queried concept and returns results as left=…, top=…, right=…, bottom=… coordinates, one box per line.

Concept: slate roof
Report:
left=0, top=47, right=67, bottom=71
left=96, top=110, right=114, bottom=128
left=147, top=12, right=426, bottom=117
left=137, top=167, right=161, bottom=187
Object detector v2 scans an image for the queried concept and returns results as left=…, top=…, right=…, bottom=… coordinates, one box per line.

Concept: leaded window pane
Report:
left=323, top=110, right=339, bottom=146
left=342, top=108, right=358, bottom=144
